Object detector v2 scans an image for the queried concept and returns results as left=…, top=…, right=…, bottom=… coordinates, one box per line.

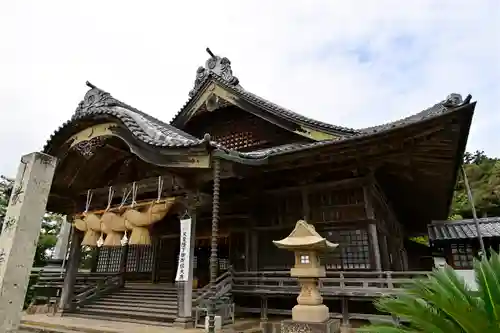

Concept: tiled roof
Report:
left=174, top=52, right=470, bottom=138
left=230, top=93, right=471, bottom=160
left=209, top=75, right=359, bottom=135
left=45, top=73, right=472, bottom=162
left=43, top=82, right=205, bottom=153
left=172, top=54, right=359, bottom=136
left=428, top=217, right=500, bottom=241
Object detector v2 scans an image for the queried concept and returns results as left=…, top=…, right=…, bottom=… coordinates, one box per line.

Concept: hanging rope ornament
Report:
left=121, top=182, right=138, bottom=246
left=123, top=176, right=174, bottom=245
left=97, top=187, right=114, bottom=248
left=73, top=190, right=90, bottom=234
left=79, top=190, right=103, bottom=246
left=102, top=188, right=130, bottom=246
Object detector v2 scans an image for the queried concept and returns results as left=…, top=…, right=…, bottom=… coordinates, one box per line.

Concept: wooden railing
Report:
left=194, top=267, right=234, bottom=305
left=232, top=270, right=431, bottom=298
left=28, top=270, right=118, bottom=311
left=194, top=267, right=235, bottom=328
left=73, top=273, right=122, bottom=309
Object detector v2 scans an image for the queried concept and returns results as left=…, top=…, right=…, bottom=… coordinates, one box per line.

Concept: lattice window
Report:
left=212, top=131, right=263, bottom=150
left=309, top=188, right=365, bottom=222
left=451, top=244, right=474, bottom=269
left=300, top=255, right=310, bottom=264
left=321, top=229, right=371, bottom=270
left=96, top=246, right=122, bottom=273
left=263, top=193, right=303, bottom=227
left=219, top=258, right=230, bottom=271
left=176, top=256, right=229, bottom=272
left=126, top=245, right=153, bottom=272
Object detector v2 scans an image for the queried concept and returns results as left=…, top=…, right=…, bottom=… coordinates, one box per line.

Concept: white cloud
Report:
left=0, top=0, right=499, bottom=176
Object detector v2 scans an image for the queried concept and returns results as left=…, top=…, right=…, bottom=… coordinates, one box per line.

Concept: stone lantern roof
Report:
left=273, top=220, right=338, bottom=251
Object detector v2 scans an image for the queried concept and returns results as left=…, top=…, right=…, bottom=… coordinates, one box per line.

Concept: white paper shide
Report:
left=175, top=218, right=192, bottom=282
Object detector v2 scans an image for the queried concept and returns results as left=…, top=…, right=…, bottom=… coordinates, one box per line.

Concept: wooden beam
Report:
left=265, top=177, right=368, bottom=195
left=77, top=174, right=188, bottom=198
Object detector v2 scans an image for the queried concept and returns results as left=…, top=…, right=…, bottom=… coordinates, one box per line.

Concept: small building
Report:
left=33, top=50, right=476, bottom=327
left=428, top=217, right=500, bottom=269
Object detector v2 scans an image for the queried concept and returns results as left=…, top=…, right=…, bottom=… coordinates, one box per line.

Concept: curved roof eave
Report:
left=222, top=93, right=475, bottom=163
left=170, top=73, right=359, bottom=136
left=43, top=82, right=209, bottom=156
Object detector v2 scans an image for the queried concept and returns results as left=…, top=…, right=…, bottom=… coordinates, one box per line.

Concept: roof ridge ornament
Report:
left=188, top=48, right=240, bottom=97
left=73, top=81, right=118, bottom=119
left=442, top=93, right=463, bottom=107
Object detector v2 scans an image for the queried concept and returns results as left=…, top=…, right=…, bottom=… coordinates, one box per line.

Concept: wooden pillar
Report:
left=391, top=239, right=403, bottom=271
left=341, top=297, right=350, bottom=328
left=59, top=229, right=83, bottom=312
left=379, top=234, right=391, bottom=270
left=260, top=296, right=268, bottom=322
left=208, top=158, right=221, bottom=333
left=244, top=230, right=250, bottom=271
left=301, top=186, right=311, bottom=221
left=151, top=234, right=160, bottom=283
left=119, top=243, right=129, bottom=287
left=250, top=230, right=258, bottom=271
left=401, top=247, right=409, bottom=271
left=90, top=247, right=100, bottom=273
left=368, top=223, right=382, bottom=271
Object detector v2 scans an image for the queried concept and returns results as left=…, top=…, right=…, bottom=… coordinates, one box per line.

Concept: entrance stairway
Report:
left=73, top=282, right=179, bottom=325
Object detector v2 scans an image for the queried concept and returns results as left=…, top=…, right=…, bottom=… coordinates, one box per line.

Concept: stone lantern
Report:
left=273, top=220, right=340, bottom=333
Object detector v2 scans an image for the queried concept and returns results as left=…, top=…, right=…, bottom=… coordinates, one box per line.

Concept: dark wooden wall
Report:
left=93, top=177, right=411, bottom=276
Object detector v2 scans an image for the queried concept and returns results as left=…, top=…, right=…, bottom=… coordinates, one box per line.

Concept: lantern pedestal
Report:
left=271, top=220, right=341, bottom=333
left=280, top=318, right=340, bottom=333
left=292, top=304, right=329, bottom=323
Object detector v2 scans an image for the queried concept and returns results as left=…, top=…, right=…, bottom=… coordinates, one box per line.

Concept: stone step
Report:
left=120, top=288, right=178, bottom=296
left=77, top=307, right=176, bottom=321
left=84, top=302, right=177, bottom=314
left=118, top=289, right=178, bottom=297
left=59, top=313, right=172, bottom=328
left=18, top=324, right=83, bottom=333
left=123, top=284, right=177, bottom=291
left=106, top=293, right=178, bottom=302
left=93, top=298, right=178, bottom=307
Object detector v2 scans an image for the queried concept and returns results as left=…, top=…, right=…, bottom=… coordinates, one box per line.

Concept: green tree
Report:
left=32, top=213, right=63, bottom=267
left=450, top=151, right=500, bottom=220
left=0, top=175, right=13, bottom=230
left=359, top=251, right=500, bottom=332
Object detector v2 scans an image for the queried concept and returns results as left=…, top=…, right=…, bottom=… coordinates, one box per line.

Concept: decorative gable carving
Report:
left=73, top=82, right=116, bottom=119
left=189, top=48, right=240, bottom=97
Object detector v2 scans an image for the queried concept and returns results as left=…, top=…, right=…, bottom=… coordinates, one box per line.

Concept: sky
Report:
left=0, top=0, right=499, bottom=177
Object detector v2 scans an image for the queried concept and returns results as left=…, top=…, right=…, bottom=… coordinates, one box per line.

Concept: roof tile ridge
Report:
left=75, top=81, right=199, bottom=141
left=210, top=75, right=359, bottom=134
left=358, top=93, right=471, bottom=135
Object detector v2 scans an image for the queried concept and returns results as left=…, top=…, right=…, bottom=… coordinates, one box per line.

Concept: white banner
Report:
left=175, top=218, right=192, bottom=282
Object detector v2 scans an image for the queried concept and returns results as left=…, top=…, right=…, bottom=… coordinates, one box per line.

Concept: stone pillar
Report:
left=175, top=206, right=197, bottom=328
left=0, top=152, right=56, bottom=333
left=53, top=217, right=71, bottom=260
left=59, top=229, right=83, bottom=312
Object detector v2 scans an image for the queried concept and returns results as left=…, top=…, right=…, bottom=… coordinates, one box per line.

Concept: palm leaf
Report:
left=474, top=250, right=500, bottom=326
left=361, top=254, right=500, bottom=333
